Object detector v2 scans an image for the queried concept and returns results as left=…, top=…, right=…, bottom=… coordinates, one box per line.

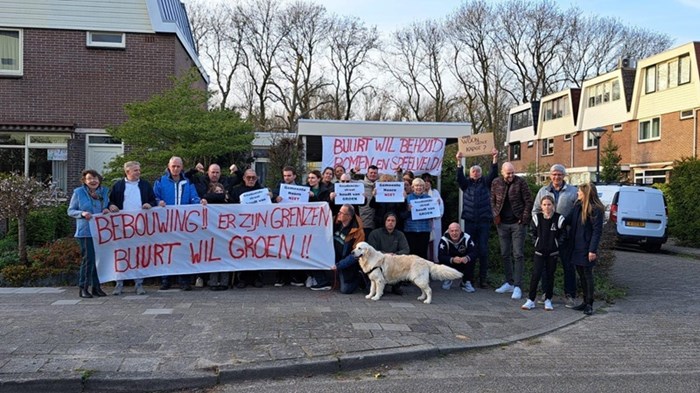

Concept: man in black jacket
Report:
left=107, top=161, right=157, bottom=295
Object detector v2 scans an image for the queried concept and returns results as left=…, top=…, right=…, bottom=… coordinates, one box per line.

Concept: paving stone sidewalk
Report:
left=0, top=281, right=586, bottom=392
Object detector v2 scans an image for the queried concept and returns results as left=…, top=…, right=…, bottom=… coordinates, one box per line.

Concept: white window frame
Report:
left=613, top=124, right=623, bottom=131
left=541, top=138, right=554, bottom=156
left=680, top=110, right=694, bottom=120
left=86, top=31, right=126, bottom=48
left=564, top=134, right=572, bottom=141
left=584, top=131, right=601, bottom=150
left=639, top=117, right=661, bottom=142
left=0, top=28, right=23, bottom=76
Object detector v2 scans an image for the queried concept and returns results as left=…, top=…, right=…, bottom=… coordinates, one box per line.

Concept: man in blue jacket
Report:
left=456, top=148, right=498, bottom=288
left=153, top=156, right=205, bottom=291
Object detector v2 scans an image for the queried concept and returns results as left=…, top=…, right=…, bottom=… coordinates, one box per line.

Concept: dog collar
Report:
left=365, top=266, right=383, bottom=275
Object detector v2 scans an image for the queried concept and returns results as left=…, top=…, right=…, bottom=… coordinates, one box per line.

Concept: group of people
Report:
left=68, top=153, right=604, bottom=315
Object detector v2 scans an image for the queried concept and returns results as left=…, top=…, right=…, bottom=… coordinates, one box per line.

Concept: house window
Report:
left=646, top=54, right=692, bottom=94
left=585, top=131, right=601, bottom=149
left=613, top=124, right=623, bottom=131
left=542, top=96, right=568, bottom=121
left=645, top=65, right=656, bottom=93
left=509, top=109, right=533, bottom=131
left=86, top=31, right=126, bottom=48
left=639, top=118, right=660, bottom=141
left=509, top=142, right=521, bottom=161
left=680, top=110, right=694, bottom=120
left=634, top=169, right=667, bottom=185
left=564, top=134, right=572, bottom=141
left=587, top=79, right=620, bottom=108
left=0, top=28, right=22, bottom=76
left=541, top=138, right=554, bottom=156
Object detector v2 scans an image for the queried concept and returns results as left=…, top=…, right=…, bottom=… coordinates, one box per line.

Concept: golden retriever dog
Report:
left=352, top=242, right=463, bottom=304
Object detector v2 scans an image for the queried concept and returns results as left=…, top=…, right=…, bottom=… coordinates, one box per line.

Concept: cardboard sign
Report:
left=334, top=182, right=365, bottom=205
left=279, top=184, right=310, bottom=203
left=410, top=197, right=441, bottom=220
left=458, top=133, right=495, bottom=157
left=241, top=188, right=272, bottom=204
left=89, top=203, right=334, bottom=282
left=375, top=182, right=404, bottom=203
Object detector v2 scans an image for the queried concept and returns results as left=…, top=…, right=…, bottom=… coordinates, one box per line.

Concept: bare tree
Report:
left=384, top=20, right=456, bottom=122
left=448, top=0, right=512, bottom=148
left=327, top=15, right=380, bottom=120
left=496, top=0, right=574, bottom=103
left=618, top=26, right=673, bottom=63
left=186, top=1, right=245, bottom=110
left=560, top=15, right=625, bottom=87
left=238, top=0, right=288, bottom=130
left=270, top=1, right=332, bottom=131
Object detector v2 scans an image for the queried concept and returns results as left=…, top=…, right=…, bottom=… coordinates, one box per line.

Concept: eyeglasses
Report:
left=340, top=180, right=350, bottom=183
left=337, top=211, right=349, bottom=216
left=244, top=176, right=257, bottom=180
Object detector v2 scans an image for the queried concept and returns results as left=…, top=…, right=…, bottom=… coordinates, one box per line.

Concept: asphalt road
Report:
left=195, top=248, right=700, bottom=393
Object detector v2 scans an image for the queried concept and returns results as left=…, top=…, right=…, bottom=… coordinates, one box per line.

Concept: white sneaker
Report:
left=112, top=282, right=123, bottom=296
left=495, top=283, right=514, bottom=293
left=511, top=286, right=522, bottom=299
left=461, top=281, right=475, bottom=293
left=521, top=299, right=535, bottom=310
left=195, top=277, right=204, bottom=288
left=305, top=276, right=316, bottom=288
left=544, top=299, right=553, bottom=311
left=442, top=280, right=452, bottom=290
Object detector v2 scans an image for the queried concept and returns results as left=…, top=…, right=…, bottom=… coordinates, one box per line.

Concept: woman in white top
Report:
left=422, top=174, right=444, bottom=262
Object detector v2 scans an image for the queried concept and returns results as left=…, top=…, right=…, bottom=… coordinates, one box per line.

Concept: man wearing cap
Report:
left=532, top=164, right=579, bottom=308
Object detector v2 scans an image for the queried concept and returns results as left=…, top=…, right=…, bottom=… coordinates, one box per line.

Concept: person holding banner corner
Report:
left=68, top=169, right=111, bottom=298
left=107, top=161, right=157, bottom=295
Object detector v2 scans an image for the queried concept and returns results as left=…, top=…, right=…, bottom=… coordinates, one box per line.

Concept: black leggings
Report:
left=528, top=254, right=557, bottom=301
left=575, top=265, right=594, bottom=305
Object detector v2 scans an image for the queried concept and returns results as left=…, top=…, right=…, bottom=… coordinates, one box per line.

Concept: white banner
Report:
left=241, top=188, right=272, bottom=204
left=322, top=136, right=446, bottom=175
left=334, top=182, right=365, bottom=205
left=279, top=184, right=310, bottom=203
left=89, top=203, right=334, bottom=283
left=410, top=197, right=441, bottom=220
left=375, top=182, right=405, bottom=203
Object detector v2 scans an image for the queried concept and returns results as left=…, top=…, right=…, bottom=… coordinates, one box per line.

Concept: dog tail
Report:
left=429, top=263, right=463, bottom=281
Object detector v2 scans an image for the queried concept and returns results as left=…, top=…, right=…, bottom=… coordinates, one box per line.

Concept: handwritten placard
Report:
left=322, top=136, right=446, bottom=175
left=279, top=184, right=310, bottom=203
left=241, top=188, right=272, bottom=204
left=334, top=182, right=365, bottom=205
left=89, top=203, right=334, bottom=282
left=375, top=182, right=404, bottom=203
left=457, top=133, right=495, bottom=157
left=410, top=197, right=441, bottom=220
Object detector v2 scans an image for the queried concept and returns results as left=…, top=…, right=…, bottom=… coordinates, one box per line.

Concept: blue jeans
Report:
left=78, top=237, right=99, bottom=288
left=463, top=221, right=492, bottom=283
left=496, top=222, right=526, bottom=287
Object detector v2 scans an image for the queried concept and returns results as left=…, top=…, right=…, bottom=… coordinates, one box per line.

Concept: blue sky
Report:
left=322, top=0, right=698, bottom=46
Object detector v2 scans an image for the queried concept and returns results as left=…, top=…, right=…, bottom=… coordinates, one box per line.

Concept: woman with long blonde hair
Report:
left=566, top=182, right=604, bottom=315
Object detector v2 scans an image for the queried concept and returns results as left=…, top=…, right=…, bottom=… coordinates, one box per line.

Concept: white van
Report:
left=609, top=186, right=668, bottom=252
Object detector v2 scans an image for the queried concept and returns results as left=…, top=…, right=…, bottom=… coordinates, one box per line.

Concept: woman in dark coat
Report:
left=566, top=182, right=604, bottom=315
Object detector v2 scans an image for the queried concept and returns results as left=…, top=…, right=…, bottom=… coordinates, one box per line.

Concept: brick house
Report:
left=507, top=41, right=700, bottom=185
left=0, top=0, right=207, bottom=194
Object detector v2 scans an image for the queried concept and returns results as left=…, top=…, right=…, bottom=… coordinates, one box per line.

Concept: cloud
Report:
left=678, top=0, right=700, bottom=10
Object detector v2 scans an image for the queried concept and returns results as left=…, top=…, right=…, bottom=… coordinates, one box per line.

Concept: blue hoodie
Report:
left=153, top=171, right=200, bottom=206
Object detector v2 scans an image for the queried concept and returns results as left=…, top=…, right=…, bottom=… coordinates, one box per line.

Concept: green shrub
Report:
left=0, top=251, right=20, bottom=269
left=29, top=237, right=81, bottom=270
left=668, top=157, right=700, bottom=246
left=0, top=236, right=17, bottom=253
left=7, top=204, right=72, bottom=246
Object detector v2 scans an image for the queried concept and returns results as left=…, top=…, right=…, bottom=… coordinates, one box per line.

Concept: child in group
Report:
left=521, top=195, right=565, bottom=311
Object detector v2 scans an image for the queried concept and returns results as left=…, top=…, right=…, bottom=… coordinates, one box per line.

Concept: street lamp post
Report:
left=589, top=127, right=607, bottom=183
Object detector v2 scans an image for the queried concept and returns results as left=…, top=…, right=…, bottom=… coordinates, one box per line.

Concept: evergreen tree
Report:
left=600, top=136, right=622, bottom=183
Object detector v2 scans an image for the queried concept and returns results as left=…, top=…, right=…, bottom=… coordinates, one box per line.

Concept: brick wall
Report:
left=0, top=28, right=194, bottom=128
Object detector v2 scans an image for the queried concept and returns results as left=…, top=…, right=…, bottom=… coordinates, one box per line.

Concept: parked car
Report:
left=609, top=185, right=668, bottom=252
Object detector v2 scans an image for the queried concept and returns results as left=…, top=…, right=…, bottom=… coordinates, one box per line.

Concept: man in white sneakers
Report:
left=438, top=222, right=478, bottom=293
